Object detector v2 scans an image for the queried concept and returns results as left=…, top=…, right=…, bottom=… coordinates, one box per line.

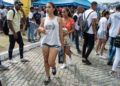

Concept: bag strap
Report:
left=84, top=11, right=94, bottom=29
left=12, top=9, right=15, bottom=18
left=84, top=11, right=94, bottom=21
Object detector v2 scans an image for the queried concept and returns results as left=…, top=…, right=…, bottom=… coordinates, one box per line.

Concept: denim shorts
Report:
left=43, top=43, right=60, bottom=48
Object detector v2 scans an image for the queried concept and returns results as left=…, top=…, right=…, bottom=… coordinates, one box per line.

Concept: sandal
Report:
left=52, top=67, right=56, bottom=75
left=44, top=77, right=51, bottom=85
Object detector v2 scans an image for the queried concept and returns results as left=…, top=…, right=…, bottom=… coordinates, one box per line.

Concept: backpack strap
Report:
left=84, top=11, right=94, bottom=20
left=12, top=9, right=15, bottom=18
left=84, top=11, right=94, bottom=28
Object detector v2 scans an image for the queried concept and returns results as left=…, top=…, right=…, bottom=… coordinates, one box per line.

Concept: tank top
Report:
left=41, top=16, right=61, bottom=46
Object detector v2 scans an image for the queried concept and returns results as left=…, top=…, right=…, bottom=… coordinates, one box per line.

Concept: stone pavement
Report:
left=0, top=45, right=120, bottom=86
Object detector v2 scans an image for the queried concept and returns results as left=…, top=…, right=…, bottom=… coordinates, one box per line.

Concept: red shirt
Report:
left=62, top=18, right=74, bottom=31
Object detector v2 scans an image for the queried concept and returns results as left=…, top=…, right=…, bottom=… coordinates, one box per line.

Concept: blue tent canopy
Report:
left=33, top=0, right=91, bottom=8
left=3, top=1, right=13, bottom=7
left=0, top=0, right=3, bottom=5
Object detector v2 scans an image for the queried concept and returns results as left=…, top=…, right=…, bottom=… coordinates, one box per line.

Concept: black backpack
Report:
left=2, top=9, right=15, bottom=35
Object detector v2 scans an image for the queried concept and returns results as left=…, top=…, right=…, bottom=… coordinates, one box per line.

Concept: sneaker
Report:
left=67, top=58, right=73, bottom=66
left=77, top=50, right=81, bottom=54
left=107, top=61, right=113, bottom=66
left=82, top=59, right=92, bottom=65
left=0, top=65, right=9, bottom=70
left=95, top=51, right=99, bottom=56
left=99, top=55, right=107, bottom=59
left=52, top=67, right=56, bottom=75
left=60, top=64, right=67, bottom=69
left=44, top=77, right=51, bottom=85
left=21, top=58, right=29, bottom=62
left=9, top=60, right=18, bottom=64
left=109, top=71, right=117, bottom=77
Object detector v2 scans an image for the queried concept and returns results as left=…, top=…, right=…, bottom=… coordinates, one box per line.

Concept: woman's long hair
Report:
left=63, top=7, right=72, bottom=17
left=48, top=2, right=58, bottom=16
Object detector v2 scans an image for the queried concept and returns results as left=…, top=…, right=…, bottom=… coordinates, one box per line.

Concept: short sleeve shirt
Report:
left=63, top=18, right=74, bottom=31
left=83, top=9, right=97, bottom=34
left=7, top=9, right=21, bottom=34
left=108, top=12, right=120, bottom=37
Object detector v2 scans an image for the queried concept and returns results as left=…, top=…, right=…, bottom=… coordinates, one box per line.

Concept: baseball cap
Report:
left=14, top=1, right=23, bottom=6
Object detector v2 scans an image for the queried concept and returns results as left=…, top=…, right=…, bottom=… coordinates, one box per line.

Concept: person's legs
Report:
left=16, top=32, right=24, bottom=60
left=27, top=22, right=31, bottom=42
left=48, top=47, right=58, bottom=68
left=65, top=46, right=72, bottom=58
left=96, top=39, right=102, bottom=55
left=8, top=35, right=15, bottom=60
left=31, top=23, right=35, bottom=42
left=100, top=39, right=106, bottom=56
left=82, top=33, right=88, bottom=59
left=75, top=30, right=80, bottom=53
left=42, top=46, right=50, bottom=77
left=85, top=35, right=94, bottom=60
left=108, top=37, right=116, bottom=65
left=112, top=48, right=120, bottom=71
left=48, top=46, right=58, bottom=76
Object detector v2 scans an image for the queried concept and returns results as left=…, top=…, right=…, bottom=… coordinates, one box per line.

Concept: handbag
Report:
left=58, top=47, right=64, bottom=64
left=114, top=35, right=120, bottom=48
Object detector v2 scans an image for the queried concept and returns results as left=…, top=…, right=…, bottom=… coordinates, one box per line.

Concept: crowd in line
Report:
left=0, top=1, right=120, bottom=85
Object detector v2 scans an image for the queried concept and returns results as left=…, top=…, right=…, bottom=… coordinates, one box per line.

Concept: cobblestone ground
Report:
left=0, top=45, right=120, bottom=86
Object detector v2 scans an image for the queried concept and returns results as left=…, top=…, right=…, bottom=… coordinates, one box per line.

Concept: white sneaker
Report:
left=99, top=55, right=107, bottom=59
left=9, top=60, right=18, bottom=64
left=0, top=65, right=9, bottom=70
left=67, top=58, right=73, bottom=66
left=21, top=58, right=29, bottom=62
left=60, top=64, right=66, bottom=69
left=95, top=52, right=99, bottom=55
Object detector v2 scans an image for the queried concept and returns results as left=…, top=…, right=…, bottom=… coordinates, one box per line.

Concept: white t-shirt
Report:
left=83, top=9, right=97, bottom=34
left=98, top=17, right=108, bottom=33
left=73, top=12, right=80, bottom=30
left=108, top=12, right=120, bottom=37
left=28, top=12, right=34, bottom=23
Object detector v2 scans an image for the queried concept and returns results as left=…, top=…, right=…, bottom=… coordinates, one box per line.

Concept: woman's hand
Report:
left=38, top=27, right=47, bottom=34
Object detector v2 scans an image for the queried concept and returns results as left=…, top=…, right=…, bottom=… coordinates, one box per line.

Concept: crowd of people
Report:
left=0, top=1, right=120, bottom=85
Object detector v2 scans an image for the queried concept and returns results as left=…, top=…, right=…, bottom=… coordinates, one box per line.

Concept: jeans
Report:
left=108, top=37, right=116, bottom=62
left=112, top=48, right=120, bottom=71
left=28, top=22, right=36, bottom=41
left=8, top=32, right=24, bottom=60
left=82, top=33, right=95, bottom=59
left=75, top=30, right=80, bottom=52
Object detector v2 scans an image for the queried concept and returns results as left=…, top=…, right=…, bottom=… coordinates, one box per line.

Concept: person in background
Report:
left=60, top=7, right=75, bottom=69
left=107, top=5, right=120, bottom=66
left=28, top=7, right=36, bottom=43
left=7, top=1, right=29, bottom=64
left=110, top=26, right=120, bottom=76
left=82, top=2, right=98, bottom=65
left=38, top=2, right=63, bottom=85
left=73, top=7, right=84, bottom=54
left=33, top=7, right=41, bottom=40
left=96, top=11, right=110, bottom=59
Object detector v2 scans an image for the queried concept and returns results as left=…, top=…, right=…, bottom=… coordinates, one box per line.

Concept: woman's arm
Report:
left=38, top=18, right=46, bottom=34
left=59, top=17, right=64, bottom=48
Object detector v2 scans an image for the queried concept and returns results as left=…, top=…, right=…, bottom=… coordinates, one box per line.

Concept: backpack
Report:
left=82, top=11, right=94, bottom=33
left=2, top=9, right=15, bottom=35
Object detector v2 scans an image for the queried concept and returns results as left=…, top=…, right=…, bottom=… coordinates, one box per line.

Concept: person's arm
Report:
left=68, top=18, right=75, bottom=34
left=59, top=17, right=64, bottom=48
left=91, top=12, right=97, bottom=39
left=38, top=18, right=46, bottom=34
